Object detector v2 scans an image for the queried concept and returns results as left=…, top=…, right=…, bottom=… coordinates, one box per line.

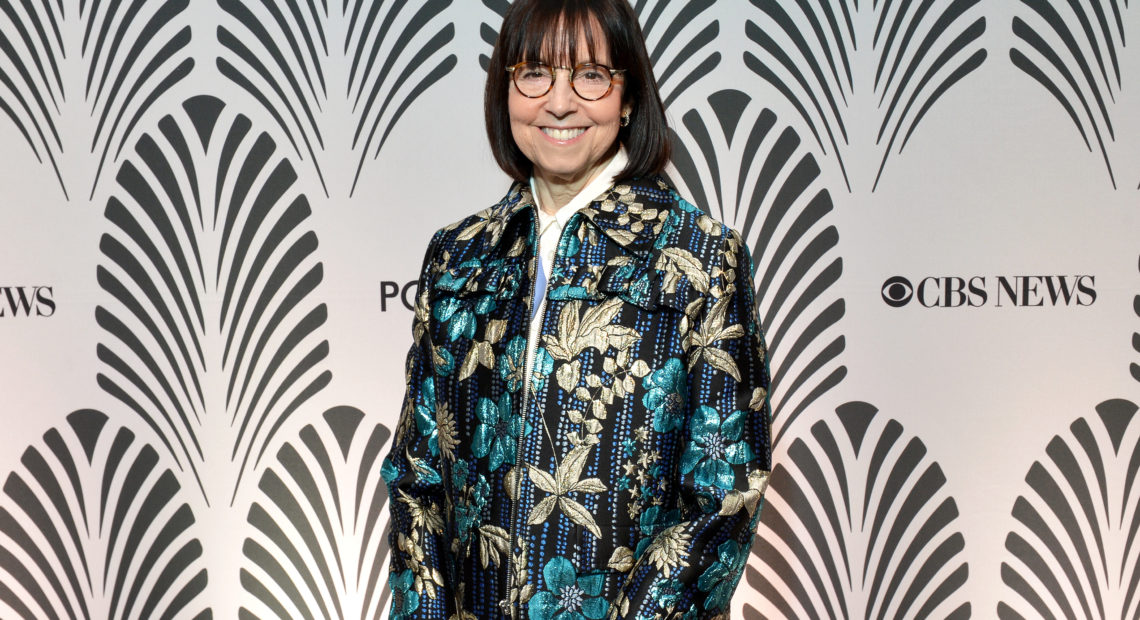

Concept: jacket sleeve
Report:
left=619, top=229, right=773, bottom=619
left=382, top=231, right=452, bottom=619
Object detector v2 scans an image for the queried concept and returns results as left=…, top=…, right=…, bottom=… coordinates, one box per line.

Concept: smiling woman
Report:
left=382, top=1, right=773, bottom=619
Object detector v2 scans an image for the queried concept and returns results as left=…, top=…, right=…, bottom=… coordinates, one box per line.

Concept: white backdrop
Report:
left=0, top=1, right=1138, bottom=618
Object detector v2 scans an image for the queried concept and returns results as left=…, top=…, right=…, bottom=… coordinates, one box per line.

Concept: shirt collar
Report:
left=483, top=152, right=675, bottom=259
left=531, top=147, right=629, bottom=233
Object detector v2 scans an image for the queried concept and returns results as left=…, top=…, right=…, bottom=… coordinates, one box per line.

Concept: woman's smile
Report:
left=540, top=126, right=587, bottom=141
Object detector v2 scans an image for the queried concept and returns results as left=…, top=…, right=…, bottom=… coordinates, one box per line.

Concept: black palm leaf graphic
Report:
left=84, top=0, right=194, bottom=198
left=238, top=407, right=393, bottom=620
left=0, top=0, right=67, bottom=195
left=745, top=0, right=987, bottom=191
left=96, top=95, right=330, bottom=503
left=0, top=0, right=191, bottom=200
left=1133, top=256, right=1139, bottom=384
left=478, top=0, right=509, bottom=70
left=998, top=399, right=1140, bottom=619
left=217, top=0, right=457, bottom=196
left=630, top=0, right=719, bottom=107
left=478, top=0, right=717, bottom=105
left=1010, top=1, right=1131, bottom=189
left=667, top=89, right=845, bottom=447
left=0, top=409, right=209, bottom=619
left=747, top=403, right=971, bottom=619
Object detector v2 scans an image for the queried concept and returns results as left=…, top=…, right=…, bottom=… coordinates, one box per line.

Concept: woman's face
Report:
left=508, top=29, right=629, bottom=189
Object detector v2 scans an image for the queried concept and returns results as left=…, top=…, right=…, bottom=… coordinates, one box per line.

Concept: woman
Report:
left=383, top=1, right=771, bottom=618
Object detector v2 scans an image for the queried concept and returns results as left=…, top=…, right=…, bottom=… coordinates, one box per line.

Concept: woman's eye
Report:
left=521, top=68, right=548, bottom=80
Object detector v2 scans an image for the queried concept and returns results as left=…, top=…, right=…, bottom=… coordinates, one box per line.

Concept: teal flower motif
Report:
left=529, top=556, right=609, bottom=620
left=498, top=336, right=528, bottom=392
left=381, top=457, right=399, bottom=484
left=621, top=438, right=636, bottom=457
left=642, top=358, right=687, bottom=433
left=433, top=347, right=454, bottom=376
left=638, top=506, right=681, bottom=537
left=648, top=578, right=684, bottom=608
left=474, top=295, right=497, bottom=315
left=414, top=377, right=440, bottom=456
left=471, top=392, right=525, bottom=472
left=697, top=540, right=749, bottom=611
left=680, top=406, right=755, bottom=490
left=456, top=475, right=490, bottom=544
left=388, top=569, right=420, bottom=619
left=530, top=347, right=554, bottom=391
left=433, top=297, right=476, bottom=342
left=451, top=458, right=470, bottom=489
left=635, top=506, right=682, bottom=560
left=549, top=284, right=591, bottom=301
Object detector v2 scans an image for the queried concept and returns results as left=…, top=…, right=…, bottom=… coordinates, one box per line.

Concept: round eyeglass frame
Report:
left=505, top=62, right=627, bottom=101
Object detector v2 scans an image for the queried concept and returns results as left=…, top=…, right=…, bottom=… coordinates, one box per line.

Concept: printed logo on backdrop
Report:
left=0, top=1, right=192, bottom=199
left=0, top=286, right=56, bottom=317
left=1011, top=3, right=1140, bottom=189
left=881, top=275, right=1097, bottom=308
left=751, top=402, right=972, bottom=619
left=745, top=0, right=987, bottom=191
left=381, top=280, right=418, bottom=311
left=998, top=399, right=1140, bottom=619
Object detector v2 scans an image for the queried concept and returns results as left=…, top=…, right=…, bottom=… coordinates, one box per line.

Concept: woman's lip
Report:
left=541, top=126, right=588, bottom=142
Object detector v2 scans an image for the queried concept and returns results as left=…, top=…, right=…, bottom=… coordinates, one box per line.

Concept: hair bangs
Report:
left=507, top=2, right=606, bottom=66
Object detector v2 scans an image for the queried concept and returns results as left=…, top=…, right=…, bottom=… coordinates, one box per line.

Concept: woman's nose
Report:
left=544, top=69, right=577, bottom=116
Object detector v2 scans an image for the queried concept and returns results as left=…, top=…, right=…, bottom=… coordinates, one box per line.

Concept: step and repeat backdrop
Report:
left=1, top=1, right=1138, bottom=618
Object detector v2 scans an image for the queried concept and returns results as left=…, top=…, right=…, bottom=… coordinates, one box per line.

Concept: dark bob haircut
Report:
left=484, top=0, right=671, bottom=182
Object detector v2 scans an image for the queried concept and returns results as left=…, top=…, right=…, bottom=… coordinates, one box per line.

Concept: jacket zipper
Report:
left=501, top=210, right=541, bottom=618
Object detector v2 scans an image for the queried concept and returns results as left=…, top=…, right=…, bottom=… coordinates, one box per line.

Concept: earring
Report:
left=620, top=113, right=631, bottom=127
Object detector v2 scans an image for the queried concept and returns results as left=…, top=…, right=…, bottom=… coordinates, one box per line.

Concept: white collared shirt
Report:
left=524, top=148, right=630, bottom=387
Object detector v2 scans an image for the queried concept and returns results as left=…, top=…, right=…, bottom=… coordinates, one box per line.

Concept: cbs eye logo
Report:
left=881, top=276, right=913, bottom=307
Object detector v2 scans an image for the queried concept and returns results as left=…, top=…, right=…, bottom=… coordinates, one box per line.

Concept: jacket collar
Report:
left=485, top=177, right=674, bottom=258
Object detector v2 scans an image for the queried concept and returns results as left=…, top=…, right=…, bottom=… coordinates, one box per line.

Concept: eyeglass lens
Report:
left=513, top=63, right=614, bottom=100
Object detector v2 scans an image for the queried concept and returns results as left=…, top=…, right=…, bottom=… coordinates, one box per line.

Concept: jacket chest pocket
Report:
left=427, top=262, right=527, bottom=369
left=550, top=260, right=700, bottom=314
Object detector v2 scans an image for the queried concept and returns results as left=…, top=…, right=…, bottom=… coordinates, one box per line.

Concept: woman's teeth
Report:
left=543, top=127, right=586, bottom=141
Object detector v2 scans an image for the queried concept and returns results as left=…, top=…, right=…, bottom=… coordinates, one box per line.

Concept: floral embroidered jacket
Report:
left=383, top=177, right=772, bottom=620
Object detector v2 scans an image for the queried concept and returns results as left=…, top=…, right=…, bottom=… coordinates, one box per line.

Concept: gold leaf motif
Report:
left=486, top=319, right=507, bottom=343
left=556, top=360, right=581, bottom=392
left=458, top=341, right=495, bottom=382
left=643, top=524, right=691, bottom=577
left=527, top=496, right=558, bottom=524
left=607, top=546, right=635, bottom=572
left=719, top=491, right=746, bottom=517
left=606, top=228, right=638, bottom=246
left=478, top=525, right=510, bottom=568
left=559, top=497, right=602, bottom=538
left=504, top=466, right=520, bottom=500
left=697, top=347, right=742, bottom=382
left=435, top=402, right=459, bottom=462
left=630, top=360, right=650, bottom=377
left=657, top=247, right=710, bottom=293
left=750, top=387, right=768, bottom=411
left=527, top=464, right=558, bottom=494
